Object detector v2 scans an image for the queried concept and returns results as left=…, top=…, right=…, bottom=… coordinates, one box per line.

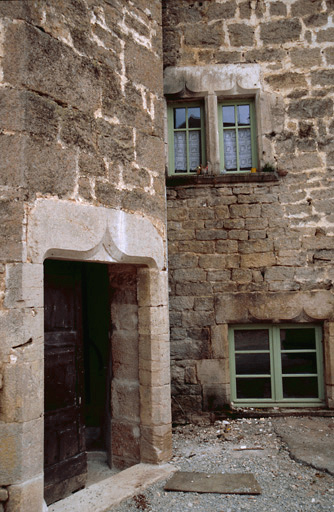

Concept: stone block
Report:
left=184, top=22, right=224, bottom=47
left=228, top=24, right=254, bottom=46
left=138, top=305, right=169, bottom=336
left=139, top=364, right=170, bottom=387
left=173, top=268, right=206, bottom=282
left=193, top=297, right=214, bottom=311
left=97, top=120, right=134, bottom=163
left=24, top=138, right=76, bottom=197
left=3, top=22, right=101, bottom=112
left=207, top=1, right=236, bottom=20
left=239, top=1, right=252, bottom=18
left=260, top=19, right=302, bottom=44
left=270, top=1, right=287, bottom=16
left=311, top=70, right=334, bottom=87
left=240, top=252, right=276, bottom=268
left=290, top=48, right=322, bottom=67
left=125, top=39, right=162, bottom=94
left=139, top=334, right=170, bottom=364
left=198, top=254, right=226, bottom=269
left=207, top=270, right=231, bottom=282
left=265, top=72, right=307, bottom=89
left=230, top=204, right=261, bottom=218
left=196, top=229, right=227, bottom=241
left=61, top=109, right=97, bottom=152
left=178, top=241, right=215, bottom=254
left=169, top=253, right=199, bottom=269
left=140, top=384, right=172, bottom=426
left=325, top=47, right=334, bottom=65
left=95, top=181, right=122, bottom=208
left=6, top=475, right=44, bottom=512
left=112, top=379, right=140, bottom=422
left=111, top=421, right=140, bottom=466
left=175, top=282, right=212, bottom=296
left=4, top=263, right=43, bottom=309
left=0, top=418, right=43, bottom=484
left=0, top=358, right=43, bottom=423
left=316, top=27, right=334, bottom=42
left=170, top=296, right=194, bottom=311
left=140, top=424, right=172, bottom=464
left=136, top=131, right=165, bottom=171
left=239, top=240, right=273, bottom=254
left=196, top=360, right=226, bottom=385
left=288, top=98, right=333, bottom=119
left=202, top=384, right=229, bottom=411
left=0, top=308, right=43, bottom=360
left=211, top=323, right=228, bottom=359
left=216, top=240, right=238, bottom=253
left=245, top=48, right=286, bottom=63
left=182, top=310, right=214, bottom=328
left=137, top=269, right=168, bottom=307
left=291, top=0, right=323, bottom=16
left=0, top=134, right=25, bottom=187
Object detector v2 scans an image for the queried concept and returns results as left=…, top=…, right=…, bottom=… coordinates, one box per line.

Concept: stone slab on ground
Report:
left=48, top=463, right=176, bottom=512
left=164, top=471, right=261, bottom=494
left=273, top=416, right=334, bottom=475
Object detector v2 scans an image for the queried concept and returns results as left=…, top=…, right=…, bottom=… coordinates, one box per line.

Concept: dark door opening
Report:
left=44, top=260, right=111, bottom=505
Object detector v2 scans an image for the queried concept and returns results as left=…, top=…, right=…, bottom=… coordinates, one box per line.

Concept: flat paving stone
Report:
left=273, top=417, right=334, bottom=476
left=164, top=471, right=261, bottom=494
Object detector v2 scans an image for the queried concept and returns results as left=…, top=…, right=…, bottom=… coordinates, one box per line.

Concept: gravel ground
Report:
left=110, top=417, right=334, bottom=512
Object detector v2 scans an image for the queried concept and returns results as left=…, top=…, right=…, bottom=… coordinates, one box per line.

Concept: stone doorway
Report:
left=1, top=200, right=172, bottom=512
left=44, top=260, right=113, bottom=505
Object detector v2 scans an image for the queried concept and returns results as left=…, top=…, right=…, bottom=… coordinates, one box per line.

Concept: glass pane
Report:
left=174, top=131, right=187, bottom=171
left=281, top=352, right=317, bottom=374
left=280, top=328, right=316, bottom=350
left=283, top=377, right=318, bottom=398
left=174, top=108, right=186, bottom=129
left=223, top=130, right=237, bottom=170
left=188, top=107, right=201, bottom=128
left=188, top=131, right=201, bottom=170
left=236, top=353, right=270, bottom=375
left=222, top=106, right=235, bottom=126
left=237, top=104, right=250, bottom=126
left=236, top=378, right=271, bottom=399
left=238, top=128, right=252, bottom=169
left=234, top=329, right=269, bottom=351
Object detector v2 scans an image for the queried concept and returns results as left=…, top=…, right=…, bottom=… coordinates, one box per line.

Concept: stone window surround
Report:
left=212, top=291, right=334, bottom=411
left=3, top=199, right=172, bottom=511
left=164, top=64, right=275, bottom=177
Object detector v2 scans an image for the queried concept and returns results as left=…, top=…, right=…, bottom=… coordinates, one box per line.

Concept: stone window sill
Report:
left=166, top=172, right=279, bottom=187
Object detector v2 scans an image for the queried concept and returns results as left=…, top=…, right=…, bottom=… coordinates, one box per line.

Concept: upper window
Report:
left=167, top=102, right=206, bottom=175
left=218, top=100, right=257, bottom=173
left=229, top=325, right=324, bottom=407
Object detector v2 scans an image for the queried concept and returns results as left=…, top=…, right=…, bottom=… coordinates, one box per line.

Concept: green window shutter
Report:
left=167, top=102, right=206, bottom=175
left=218, top=100, right=257, bottom=173
left=229, top=324, right=324, bottom=407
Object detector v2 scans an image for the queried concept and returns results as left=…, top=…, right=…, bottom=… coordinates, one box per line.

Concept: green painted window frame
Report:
left=218, top=99, right=258, bottom=173
left=167, top=102, right=206, bottom=175
left=229, top=324, right=325, bottom=407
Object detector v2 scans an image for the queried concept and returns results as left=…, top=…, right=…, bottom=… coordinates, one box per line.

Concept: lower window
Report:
left=229, top=325, right=324, bottom=407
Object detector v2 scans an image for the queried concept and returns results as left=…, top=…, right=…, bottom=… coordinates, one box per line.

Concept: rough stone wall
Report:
left=163, top=0, right=334, bottom=421
left=0, top=1, right=167, bottom=510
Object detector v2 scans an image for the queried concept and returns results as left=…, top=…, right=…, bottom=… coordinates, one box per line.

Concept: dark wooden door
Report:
left=44, top=260, right=87, bottom=505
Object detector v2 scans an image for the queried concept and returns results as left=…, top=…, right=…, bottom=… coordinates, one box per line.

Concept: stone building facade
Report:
left=0, top=1, right=171, bottom=511
left=163, top=0, right=334, bottom=422
left=0, top=0, right=334, bottom=510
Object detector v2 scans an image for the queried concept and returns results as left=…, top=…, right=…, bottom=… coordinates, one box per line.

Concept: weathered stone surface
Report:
left=260, top=19, right=302, bottom=44
left=25, top=138, right=76, bottom=197
left=6, top=476, right=44, bottom=512
left=265, top=72, right=307, bottom=89
left=228, top=24, right=255, bottom=46
left=184, top=22, right=224, bottom=47
left=3, top=22, right=101, bottom=112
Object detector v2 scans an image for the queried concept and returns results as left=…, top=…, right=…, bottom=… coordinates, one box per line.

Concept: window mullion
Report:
left=235, top=105, right=240, bottom=172
left=273, top=326, right=283, bottom=401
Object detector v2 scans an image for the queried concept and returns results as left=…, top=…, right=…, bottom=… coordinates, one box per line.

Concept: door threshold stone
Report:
left=48, top=463, right=177, bottom=512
